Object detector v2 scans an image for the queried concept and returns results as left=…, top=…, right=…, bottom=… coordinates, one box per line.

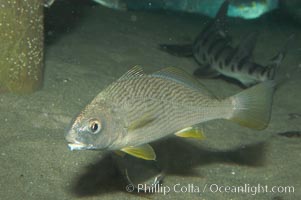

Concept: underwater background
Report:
left=0, top=0, right=300, bottom=199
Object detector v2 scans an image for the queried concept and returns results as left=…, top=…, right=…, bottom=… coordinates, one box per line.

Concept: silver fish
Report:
left=66, top=66, right=275, bottom=160
left=160, top=0, right=288, bottom=87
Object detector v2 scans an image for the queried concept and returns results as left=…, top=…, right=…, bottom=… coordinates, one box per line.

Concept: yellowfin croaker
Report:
left=66, top=66, right=275, bottom=160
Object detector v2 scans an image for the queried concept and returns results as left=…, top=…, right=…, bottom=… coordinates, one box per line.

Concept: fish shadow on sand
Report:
left=70, top=138, right=267, bottom=197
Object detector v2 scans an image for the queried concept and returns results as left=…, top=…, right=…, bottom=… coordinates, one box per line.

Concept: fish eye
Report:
left=88, top=119, right=101, bottom=134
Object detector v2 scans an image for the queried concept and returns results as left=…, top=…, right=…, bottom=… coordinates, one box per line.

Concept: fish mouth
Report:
left=65, top=134, right=91, bottom=151
left=65, top=134, right=97, bottom=151
left=67, top=142, right=88, bottom=151
left=67, top=141, right=96, bottom=151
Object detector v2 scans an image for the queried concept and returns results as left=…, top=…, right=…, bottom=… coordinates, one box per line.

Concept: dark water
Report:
left=0, top=0, right=300, bottom=199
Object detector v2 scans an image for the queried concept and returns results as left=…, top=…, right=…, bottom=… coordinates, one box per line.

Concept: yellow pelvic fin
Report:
left=175, top=126, right=206, bottom=140
left=127, top=113, right=156, bottom=131
left=121, top=144, right=156, bottom=160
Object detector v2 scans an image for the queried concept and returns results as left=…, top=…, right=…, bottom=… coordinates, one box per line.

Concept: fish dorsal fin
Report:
left=103, top=66, right=145, bottom=95
left=152, top=67, right=216, bottom=98
left=121, top=144, right=156, bottom=160
left=213, top=0, right=229, bottom=30
left=215, top=0, right=229, bottom=21
left=118, top=66, right=145, bottom=81
left=234, top=32, right=259, bottom=61
left=175, top=126, right=206, bottom=140
left=197, top=0, right=229, bottom=44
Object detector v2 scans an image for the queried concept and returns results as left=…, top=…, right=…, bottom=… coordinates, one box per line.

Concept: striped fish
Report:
left=66, top=66, right=275, bottom=160
left=160, top=0, right=288, bottom=87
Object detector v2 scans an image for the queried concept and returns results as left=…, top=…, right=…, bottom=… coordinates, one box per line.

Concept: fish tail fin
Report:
left=227, top=81, right=276, bottom=130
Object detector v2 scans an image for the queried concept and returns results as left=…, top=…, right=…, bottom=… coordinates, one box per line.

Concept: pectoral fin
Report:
left=175, top=127, right=205, bottom=140
left=121, top=144, right=156, bottom=160
left=127, top=113, right=157, bottom=131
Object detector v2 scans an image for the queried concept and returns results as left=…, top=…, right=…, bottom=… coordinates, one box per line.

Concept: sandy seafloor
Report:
left=0, top=1, right=301, bottom=200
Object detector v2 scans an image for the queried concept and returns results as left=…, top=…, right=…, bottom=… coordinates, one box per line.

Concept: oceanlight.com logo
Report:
left=125, top=183, right=295, bottom=196
left=208, top=184, right=295, bottom=196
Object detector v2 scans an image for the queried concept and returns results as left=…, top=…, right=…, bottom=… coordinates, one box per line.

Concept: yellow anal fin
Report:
left=121, top=144, right=156, bottom=161
left=175, top=127, right=205, bottom=140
